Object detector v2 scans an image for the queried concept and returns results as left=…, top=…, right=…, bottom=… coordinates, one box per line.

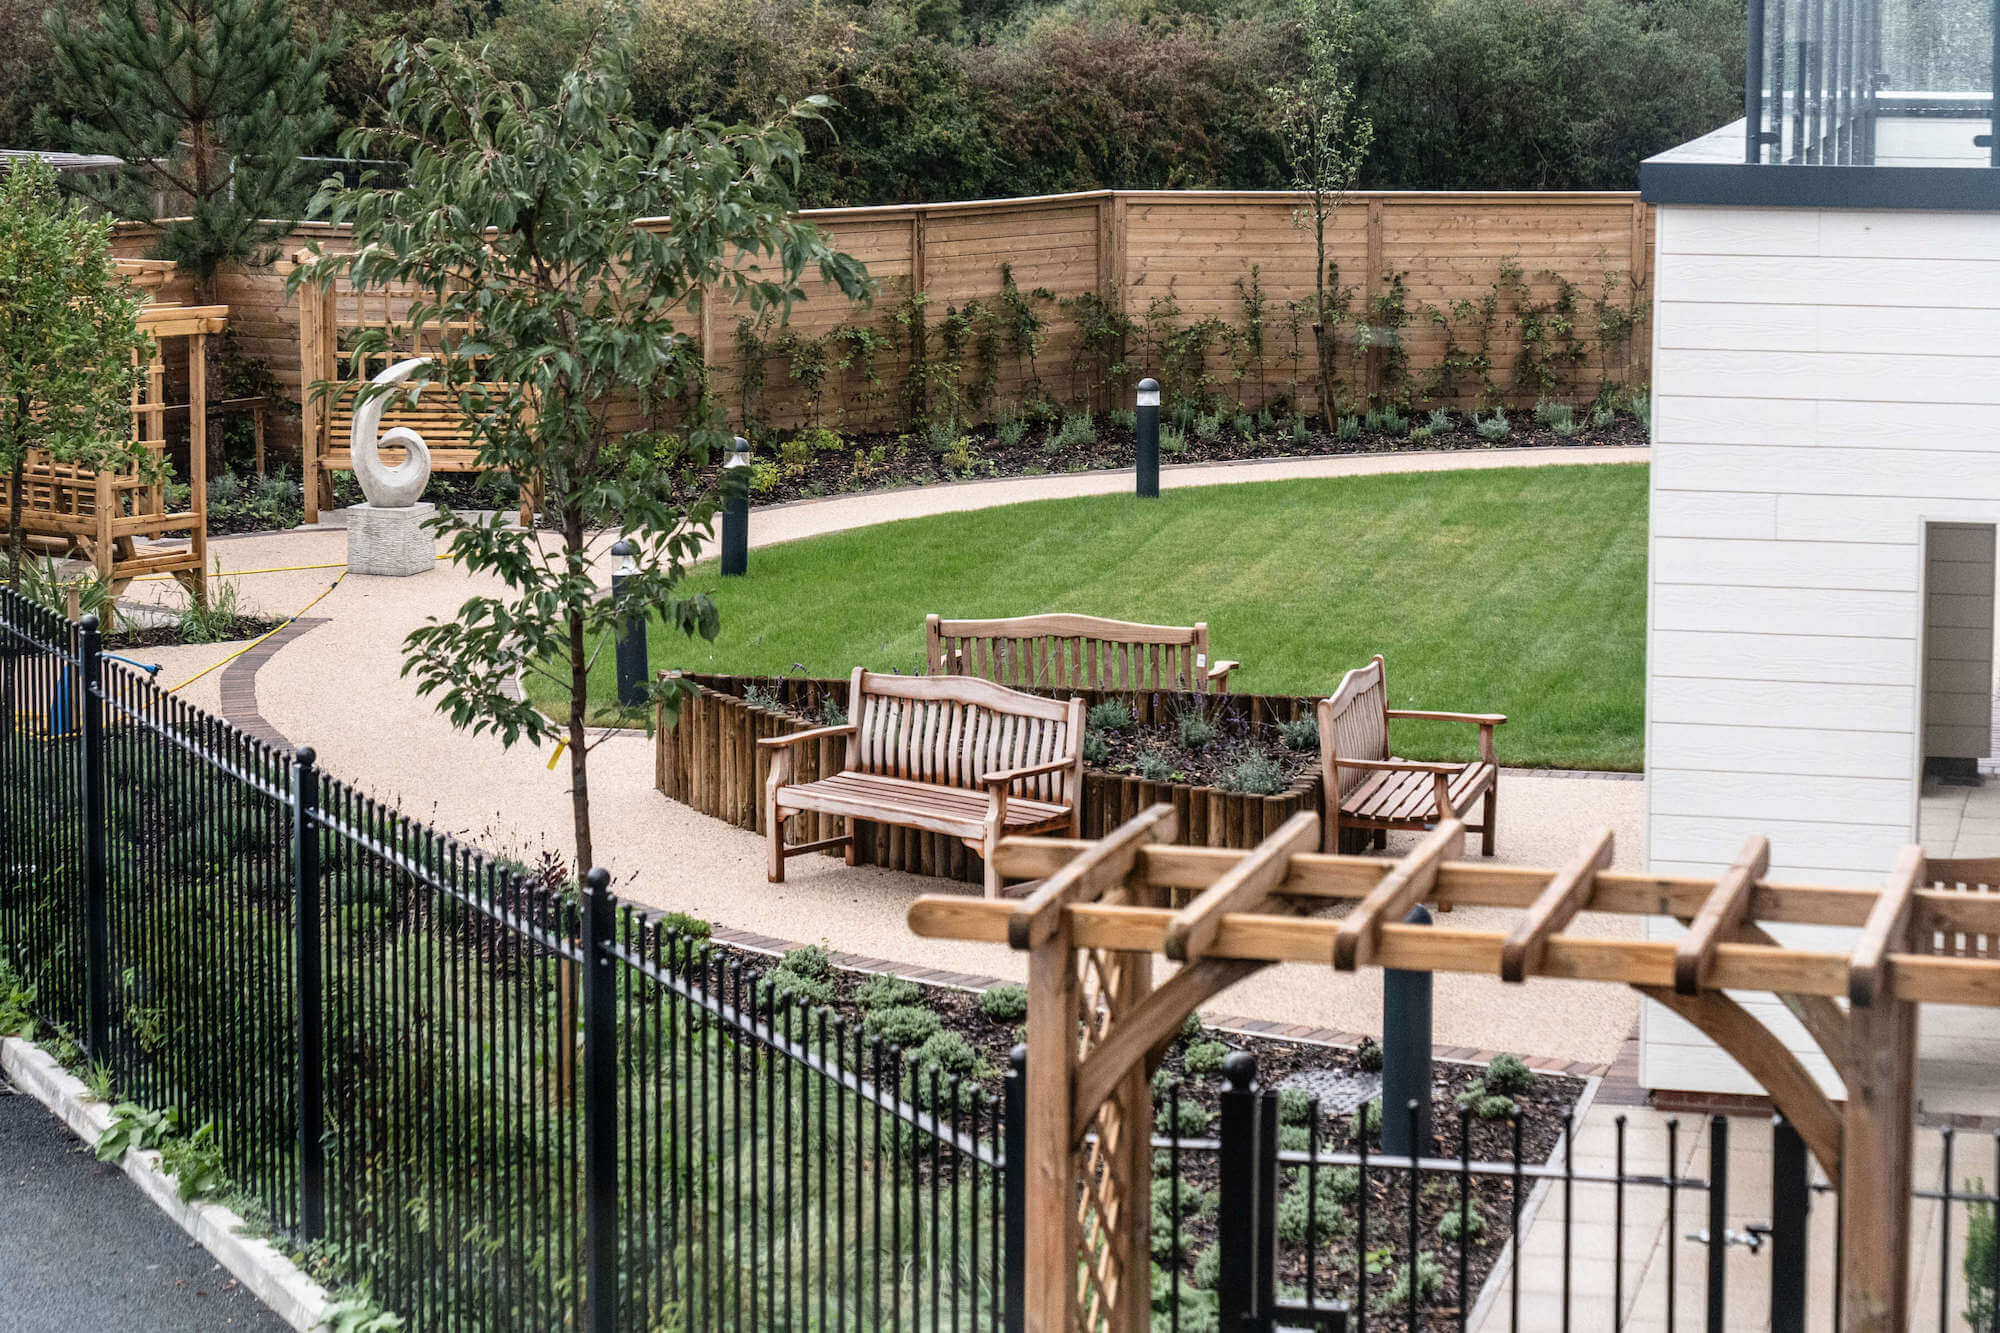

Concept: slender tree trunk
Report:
left=7, top=447, right=25, bottom=590
left=1312, top=199, right=1336, bottom=427
left=565, top=512, right=594, bottom=876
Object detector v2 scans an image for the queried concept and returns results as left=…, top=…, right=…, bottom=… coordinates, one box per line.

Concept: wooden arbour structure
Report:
left=908, top=808, right=2000, bottom=1333
left=0, top=259, right=218, bottom=608
left=295, top=266, right=531, bottom=525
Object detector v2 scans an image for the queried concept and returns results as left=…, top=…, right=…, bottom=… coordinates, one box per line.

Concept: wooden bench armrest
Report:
left=1386, top=709, right=1508, bottom=726
left=756, top=724, right=856, bottom=750
left=1206, top=659, right=1241, bottom=682
left=1336, top=757, right=1467, bottom=776
left=979, top=756, right=1077, bottom=789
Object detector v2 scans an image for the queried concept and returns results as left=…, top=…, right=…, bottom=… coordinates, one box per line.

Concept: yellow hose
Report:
left=163, top=572, right=349, bottom=694
left=135, top=552, right=450, bottom=582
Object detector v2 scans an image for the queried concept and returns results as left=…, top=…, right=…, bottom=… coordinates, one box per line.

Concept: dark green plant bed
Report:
left=103, top=616, right=284, bottom=651
left=736, top=409, right=1647, bottom=508
left=720, top=936, right=1587, bottom=1330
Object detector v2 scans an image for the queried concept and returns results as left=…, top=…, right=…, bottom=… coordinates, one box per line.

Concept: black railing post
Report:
left=581, top=867, right=618, bottom=1333
left=293, top=746, right=326, bottom=1242
left=1747, top=0, right=1768, bottom=162
left=1382, top=903, right=1433, bottom=1159
left=1218, top=1051, right=1270, bottom=1331
left=1770, top=1115, right=1809, bottom=1333
left=1003, top=1045, right=1026, bottom=1333
left=1706, top=1113, right=1729, bottom=1333
left=78, top=614, right=109, bottom=1061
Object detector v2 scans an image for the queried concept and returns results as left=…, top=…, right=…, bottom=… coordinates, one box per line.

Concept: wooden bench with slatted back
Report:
left=1925, top=857, right=2000, bottom=960
left=1317, top=654, right=1505, bottom=856
left=924, top=613, right=1240, bottom=694
left=759, top=668, right=1085, bottom=897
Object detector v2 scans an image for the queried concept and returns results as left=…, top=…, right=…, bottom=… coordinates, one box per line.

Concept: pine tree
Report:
left=39, top=0, right=341, bottom=304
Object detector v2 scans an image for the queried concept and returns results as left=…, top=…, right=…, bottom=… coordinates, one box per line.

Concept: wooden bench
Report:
left=924, top=613, right=1240, bottom=693
left=761, top=668, right=1085, bottom=897
left=1317, top=654, right=1505, bottom=856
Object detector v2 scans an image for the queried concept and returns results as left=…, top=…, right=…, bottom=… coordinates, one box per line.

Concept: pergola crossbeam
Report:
left=1164, top=811, right=1319, bottom=963
left=1674, top=835, right=1770, bottom=994
left=1851, top=845, right=1925, bottom=1008
left=1332, top=817, right=1462, bottom=970
left=1500, top=826, right=1614, bottom=982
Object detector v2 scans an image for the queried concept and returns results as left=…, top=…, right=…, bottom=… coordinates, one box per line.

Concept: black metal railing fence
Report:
left=0, top=586, right=1009, bottom=1331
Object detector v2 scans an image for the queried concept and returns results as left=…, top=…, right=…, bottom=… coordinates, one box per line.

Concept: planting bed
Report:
left=722, top=935, right=1589, bottom=1330
left=735, top=409, right=1645, bottom=507
left=106, top=615, right=283, bottom=651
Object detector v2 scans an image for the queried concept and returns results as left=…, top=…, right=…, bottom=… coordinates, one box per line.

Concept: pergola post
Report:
left=1839, top=992, right=1916, bottom=1332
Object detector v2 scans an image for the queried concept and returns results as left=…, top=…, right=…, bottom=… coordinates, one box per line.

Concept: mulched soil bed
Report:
left=710, top=935, right=1588, bottom=1329
left=105, top=616, right=283, bottom=651
left=741, top=411, right=1645, bottom=508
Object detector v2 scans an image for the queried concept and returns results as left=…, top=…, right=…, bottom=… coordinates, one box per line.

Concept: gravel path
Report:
left=117, top=448, right=1650, bottom=1065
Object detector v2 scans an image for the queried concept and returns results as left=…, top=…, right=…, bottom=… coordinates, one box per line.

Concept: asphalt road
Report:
left=0, top=1071, right=288, bottom=1331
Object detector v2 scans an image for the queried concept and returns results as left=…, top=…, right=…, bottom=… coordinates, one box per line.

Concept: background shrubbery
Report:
left=4, top=0, right=1744, bottom=200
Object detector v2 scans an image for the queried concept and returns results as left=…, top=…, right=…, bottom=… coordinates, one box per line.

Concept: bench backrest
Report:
left=1318, top=655, right=1391, bottom=799
left=924, top=613, right=1218, bottom=693
left=1926, top=856, right=1999, bottom=960
left=846, top=667, right=1084, bottom=805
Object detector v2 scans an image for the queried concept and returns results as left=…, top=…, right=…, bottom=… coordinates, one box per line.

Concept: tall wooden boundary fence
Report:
left=114, top=189, right=1654, bottom=467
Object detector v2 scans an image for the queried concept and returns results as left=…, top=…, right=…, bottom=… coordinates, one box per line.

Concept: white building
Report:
left=1638, top=0, right=2000, bottom=1110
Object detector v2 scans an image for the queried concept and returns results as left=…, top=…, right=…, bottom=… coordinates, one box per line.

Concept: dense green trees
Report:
left=10, top=0, right=1743, bottom=206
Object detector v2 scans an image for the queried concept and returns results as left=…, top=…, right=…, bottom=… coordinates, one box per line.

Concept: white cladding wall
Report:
left=1643, top=204, right=2000, bottom=1095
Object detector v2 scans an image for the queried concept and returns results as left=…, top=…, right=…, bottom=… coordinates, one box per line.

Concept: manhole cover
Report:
left=1277, top=1067, right=1380, bottom=1115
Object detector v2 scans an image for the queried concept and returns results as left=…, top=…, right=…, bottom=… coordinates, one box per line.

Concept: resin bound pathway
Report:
left=120, top=447, right=1650, bottom=1066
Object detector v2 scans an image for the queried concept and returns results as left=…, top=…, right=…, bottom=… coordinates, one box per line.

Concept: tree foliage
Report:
left=0, top=158, right=149, bottom=585
left=41, top=0, right=343, bottom=300
left=1270, top=0, right=1372, bottom=424
left=290, top=18, right=870, bottom=871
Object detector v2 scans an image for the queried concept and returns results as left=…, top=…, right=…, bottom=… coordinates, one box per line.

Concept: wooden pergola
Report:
left=0, top=259, right=219, bottom=607
left=908, top=805, right=2000, bottom=1333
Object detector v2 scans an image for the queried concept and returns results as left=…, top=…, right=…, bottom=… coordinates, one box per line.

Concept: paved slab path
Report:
left=0, top=1073, right=286, bottom=1332
left=124, top=447, right=1651, bottom=1065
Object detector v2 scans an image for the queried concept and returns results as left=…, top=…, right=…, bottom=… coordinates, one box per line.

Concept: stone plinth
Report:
left=346, top=502, right=436, bottom=577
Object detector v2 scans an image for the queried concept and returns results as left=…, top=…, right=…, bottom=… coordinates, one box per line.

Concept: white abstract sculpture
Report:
left=344, top=356, right=438, bottom=576
left=350, top=357, right=435, bottom=508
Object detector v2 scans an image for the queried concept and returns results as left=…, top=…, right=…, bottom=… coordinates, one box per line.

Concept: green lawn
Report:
left=543, top=463, right=1649, bottom=770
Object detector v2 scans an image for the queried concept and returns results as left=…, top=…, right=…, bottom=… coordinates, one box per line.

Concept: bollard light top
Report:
left=724, top=436, right=752, bottom=468
left=1135, top=378, right=1160, bottom=408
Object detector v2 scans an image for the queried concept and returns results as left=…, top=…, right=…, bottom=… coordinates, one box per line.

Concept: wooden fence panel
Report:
left=116, top=188, right=1655, bottom=470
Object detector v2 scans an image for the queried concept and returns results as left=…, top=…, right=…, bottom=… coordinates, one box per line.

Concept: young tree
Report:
left=292, top=22, right=870, bottom=875
left=41, top=0, right=342, bottom=305
left=1269, top=0, right=1372, bottom=426
left=0, top=158, right=149, bottom=589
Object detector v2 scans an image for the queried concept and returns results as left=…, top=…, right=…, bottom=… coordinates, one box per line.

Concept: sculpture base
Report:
left=346, top=503, right=436, bottom=577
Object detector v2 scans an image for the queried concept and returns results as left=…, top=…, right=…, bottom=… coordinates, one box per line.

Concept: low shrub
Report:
left=1275, top=1173, right=1350, bottom=1246
left=1426, top=408, right=1453, bottom=433
left=864, top=1003, right=941, bottom=1050
left=855, top=973, right=922, bottom=1010
left=1474, top=409, right=1511, bottom=441
left=1166, top=1098, right=1212, bottom=1138
left=908, top=1029, right=986, bottom=1080
left=779, top=945, right=833, bottom=980
left=1276, top=1085, right=1314, bottom=1126
left=1194, top=410, right=1224, bottom=441
left=1082, top=731, right=1110, bottom=765
left=1231, top=411, right=1255, bottom=439
left=1176, top=712, right=1217, bottom=752
left=976, top=983, right=1028, bottom=1023
left=996, top=410, right=1027, bottom=448
left=766, top=968, right=835, bottom=1010
left=1053, top=411, right=1094, bottom=450
left=1221, top=753, right=1289, bottom=795
left=1336, top=415, right=1361, bottom=442
left=1373, top=1253, right=1444, bottom=1313
left=1183, top=1039, right=1230, bottom=1075
left=1484, top=1053, right=1536, bottom=1095
left=1355, top=1037, right=1384, bottom=1071
left=1134, top=750, right=1178, bottom=782
left=1109, top=408, right=1137, bottom=432
left=1967, top=1193, right=1996, bottom=1329
left=1160, top=423, right=1188, bottom=455
left=1087, top=700, right=1135, bottom=732
left=1279, top=716, right=1319, bottom=751
left=1437, top=1200, right=1486, bottom=1244
left=1353, top=1097, right=1382, bottom=1136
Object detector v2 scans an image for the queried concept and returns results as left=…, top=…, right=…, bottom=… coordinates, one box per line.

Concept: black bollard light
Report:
left=1135, top=377, right=1161, bottom=498
left=610, top=539, right=648, bottom=709
left=721, top=435, right=750, bottom=577
left=1381, top=902, right=1434, bottom=1158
